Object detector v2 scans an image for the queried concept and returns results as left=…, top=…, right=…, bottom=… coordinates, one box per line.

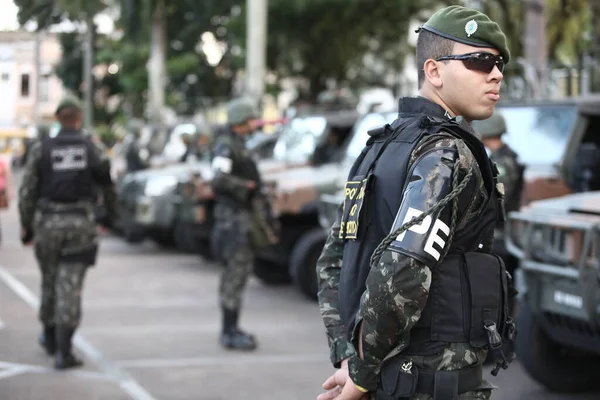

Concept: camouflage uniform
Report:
left=490, top=145, right=522, bottom=216
left=213, top=201, right=255, bottom=312
left=317, top=131, right=494, bottom=400
left=19, top=120, right=116, bottom=369
left=211, top=97, right=266, bottom=350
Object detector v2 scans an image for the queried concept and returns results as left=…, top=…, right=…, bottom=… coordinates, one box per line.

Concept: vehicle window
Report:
left=272, top=116, right=327, bottom=163
left=500, top=105, right=577, bottom=166
left=345, top=112, right=397, bottom=162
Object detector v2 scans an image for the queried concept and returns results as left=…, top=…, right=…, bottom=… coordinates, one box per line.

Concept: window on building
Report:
left=21, top=73, right=30, bottom=97
left=1, top=73, right=8, bottom=81
left=39, top=75, right=50, bottom=103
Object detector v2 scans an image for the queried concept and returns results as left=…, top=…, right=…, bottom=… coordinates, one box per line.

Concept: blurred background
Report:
left=0, top=0, right=597, bottom=155
left=1, top=1, right=600, bottom=399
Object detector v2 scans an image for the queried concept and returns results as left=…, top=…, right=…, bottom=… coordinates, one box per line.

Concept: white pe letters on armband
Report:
left=212, top=156, right=233, bottom=173
left=394, top=207, right=450, bottom=261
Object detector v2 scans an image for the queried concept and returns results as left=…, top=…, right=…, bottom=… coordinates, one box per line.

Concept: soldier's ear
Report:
left=423, top=59, right=443, bottom=89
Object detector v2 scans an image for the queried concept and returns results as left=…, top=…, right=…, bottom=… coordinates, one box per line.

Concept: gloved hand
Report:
left=21, top=228, right=33, bottom=245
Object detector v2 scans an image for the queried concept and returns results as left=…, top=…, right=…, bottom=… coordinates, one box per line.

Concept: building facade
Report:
left=0, top=30, right=65, bottom=129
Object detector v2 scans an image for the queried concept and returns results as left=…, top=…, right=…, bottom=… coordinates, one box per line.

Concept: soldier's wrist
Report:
left=348, top=354, right=378, bottom=392
left=330, top=338, right=356, bottom=368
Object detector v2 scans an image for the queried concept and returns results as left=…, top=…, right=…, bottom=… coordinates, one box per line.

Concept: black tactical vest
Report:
left=39, top=129, right=95, bottom=203
left=338, top=101, right=512, bottom=357
left=213, top=130, right=262, bottom=207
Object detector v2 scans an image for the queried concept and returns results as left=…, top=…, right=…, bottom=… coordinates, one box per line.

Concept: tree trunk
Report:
left=523, top=0, right=547, bottom=98
left=148, top=0, right=167, bottom=127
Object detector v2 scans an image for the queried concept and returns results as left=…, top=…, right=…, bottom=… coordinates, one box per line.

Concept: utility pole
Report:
left=33, top=30, right=41, bottom=126
left=245, top=0, right=267, bottom=104
left=83, top=15, right=94, bottom=131
left=523, top=0, right=547, bottom=98
left=591, top=0, right=600, bottom=92
left=148, top=0, right=166, bottom=126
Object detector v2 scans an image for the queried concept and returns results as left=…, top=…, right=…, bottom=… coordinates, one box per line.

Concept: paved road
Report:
left=1, top=178, right=599, bottom=399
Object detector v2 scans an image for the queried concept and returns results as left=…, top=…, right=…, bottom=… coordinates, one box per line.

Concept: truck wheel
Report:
left=122, top=221, right=145, bottom=244
left=516, top=301, right=600, bottom=392
left=254, top=260, right=291, bottom=285
left=289, top=228, right=326, bottom=301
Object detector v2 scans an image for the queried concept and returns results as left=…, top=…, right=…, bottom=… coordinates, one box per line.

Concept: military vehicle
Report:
left=251, top=110, right=398, bottom=295
left=119, top=109, right=358, bottom=252
left=305, top=96, right=600, bottom=301
left=504, top=96, right=600, bottom=393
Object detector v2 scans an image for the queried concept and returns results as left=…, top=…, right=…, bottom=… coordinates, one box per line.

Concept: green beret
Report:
left=55, top=97, right=82, bottom=115
left=420, top=5, right=510, bottom=64
left=471, top=109, right=507, bottom=138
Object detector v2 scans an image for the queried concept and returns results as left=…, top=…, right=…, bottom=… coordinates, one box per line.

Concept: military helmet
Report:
left=227, top=97, right=260, bottom=126
left=471, top=110, right=507, bottom=138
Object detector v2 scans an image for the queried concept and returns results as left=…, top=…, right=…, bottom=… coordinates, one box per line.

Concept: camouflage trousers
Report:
left=214, top=205, right=254, bottom=312
left=34, top=210, right=97, bottom=328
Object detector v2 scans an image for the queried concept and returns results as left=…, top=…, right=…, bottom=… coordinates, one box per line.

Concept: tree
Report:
left=225, top=0, right=452, bottom=100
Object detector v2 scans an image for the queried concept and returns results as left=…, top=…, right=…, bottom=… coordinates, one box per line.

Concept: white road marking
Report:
left=0, top=365, right=29, bottom=380
left=0, top=361, right=111, bottom=382
left=0, top=266, right=157, bottom=400
left=0, top=317, right=4, bottom=330
left=115, top=353, right=328, bottom=369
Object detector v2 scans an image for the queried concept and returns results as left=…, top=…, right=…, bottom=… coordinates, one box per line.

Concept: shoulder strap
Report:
left=361, top=116, right=426, bottom=177
left=429, top=119, right=495, bottom=195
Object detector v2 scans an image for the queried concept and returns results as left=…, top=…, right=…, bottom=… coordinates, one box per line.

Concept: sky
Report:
left=0, top=0, right=19, bottom=31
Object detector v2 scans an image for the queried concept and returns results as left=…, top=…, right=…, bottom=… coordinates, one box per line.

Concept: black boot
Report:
left=220, top=309, right=257, bottom=351
left=54, top=326, right=83, bottom=370
left=38, top=325, right=56, bottom=356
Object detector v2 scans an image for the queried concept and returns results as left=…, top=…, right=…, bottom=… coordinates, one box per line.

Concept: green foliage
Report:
left=54, top=32, right=84, bottom=95
left=226, top=0, right=451, bottom=98
left=14, top=0, right=61, bottom=29
left=95, top=124, right=117, bottom=148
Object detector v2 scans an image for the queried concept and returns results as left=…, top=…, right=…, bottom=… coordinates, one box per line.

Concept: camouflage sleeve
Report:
left=89, top=139, right=117, bottom=222
left=348, top=134, right=487, bottom=390
left=210, top=141, right=253, bottom=203
left=317, top=200, right=356, bottom=368
left=494, top=150, right=521, bottom=206
left=18, top=140, right=42, bottom=232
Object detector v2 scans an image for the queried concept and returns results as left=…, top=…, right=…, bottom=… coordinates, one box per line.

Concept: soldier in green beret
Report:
left=19, top=96, right=116, bottom=370
left=317, top=5, right=515, bottom=400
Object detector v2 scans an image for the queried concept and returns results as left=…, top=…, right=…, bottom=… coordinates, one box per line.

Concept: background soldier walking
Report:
left=210, top=97, right=268, bottom=351
left=18, top=98, right=116, bottom=370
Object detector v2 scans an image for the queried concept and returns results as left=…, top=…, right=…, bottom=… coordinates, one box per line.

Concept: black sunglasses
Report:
left=435, top=52, right=505, bottom=74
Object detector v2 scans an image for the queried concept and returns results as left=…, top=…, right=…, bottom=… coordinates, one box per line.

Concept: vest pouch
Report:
left=462, top=252, right=504, bottom=348
left=60, top=241, right=98, bottom=266
left=425, top=254, right=466, bottom=343
left=377, top=357, right=419, bottom=400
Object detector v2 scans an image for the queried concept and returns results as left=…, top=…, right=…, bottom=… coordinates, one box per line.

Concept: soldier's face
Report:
left=438, top=43, right=504, bottom=121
